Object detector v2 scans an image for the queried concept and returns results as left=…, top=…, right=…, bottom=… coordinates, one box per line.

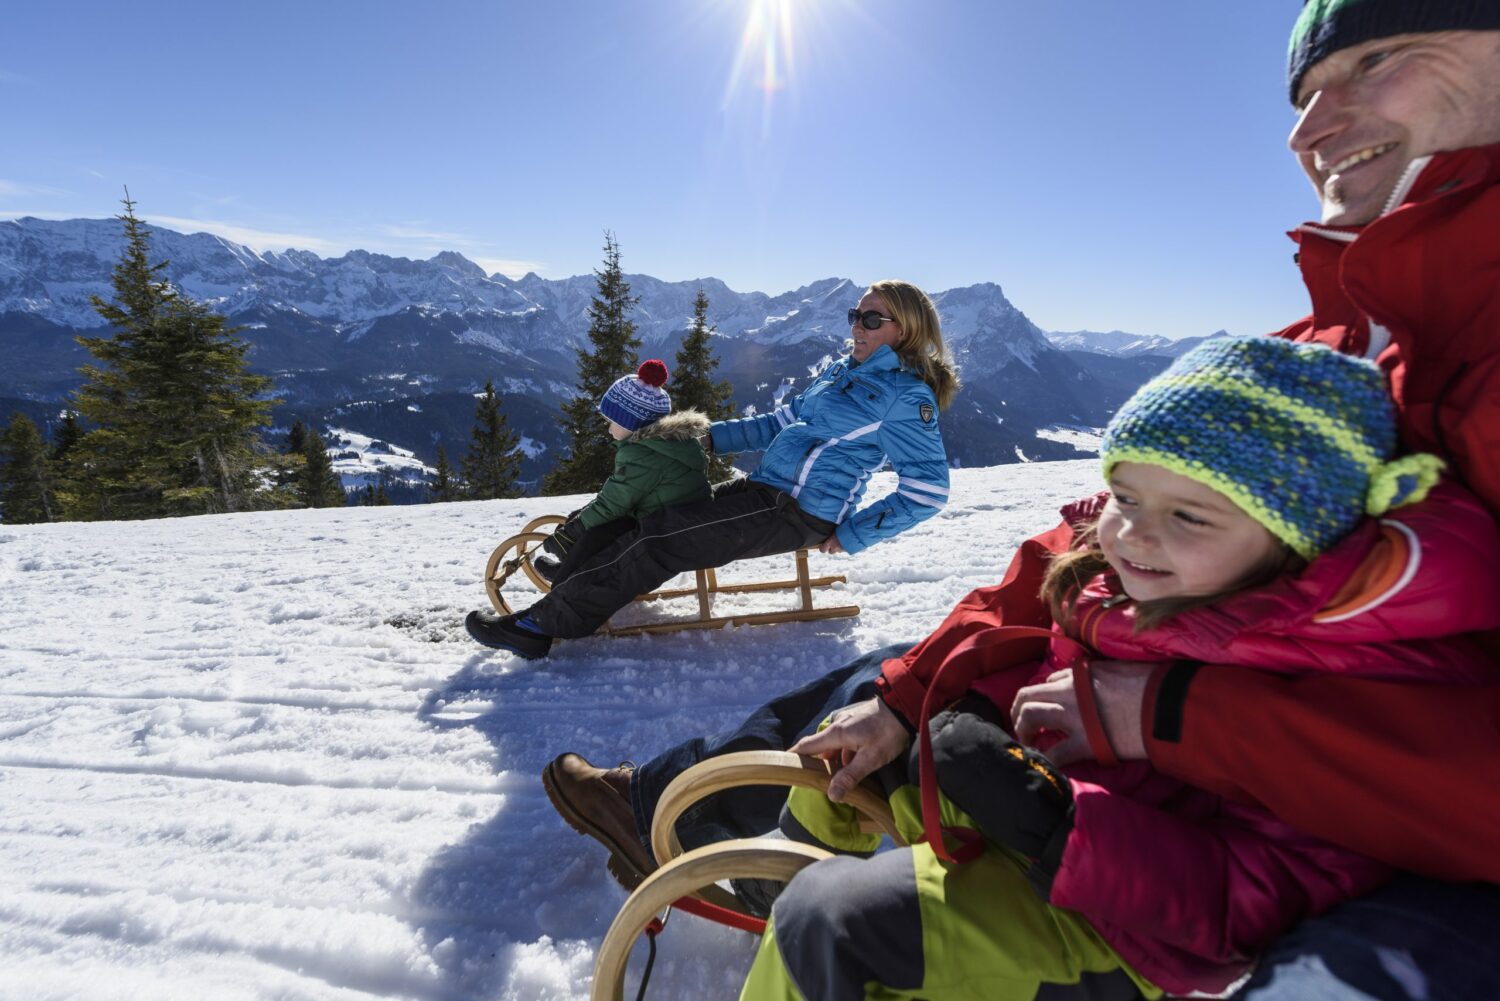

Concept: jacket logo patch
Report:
left=919, top=403, right=934, bottom=425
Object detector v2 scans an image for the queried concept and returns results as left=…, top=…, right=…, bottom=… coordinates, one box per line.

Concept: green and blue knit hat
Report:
left=1289, top=0, right=1500, bottom=102
left=1100, top=336, right=1443, bottom=560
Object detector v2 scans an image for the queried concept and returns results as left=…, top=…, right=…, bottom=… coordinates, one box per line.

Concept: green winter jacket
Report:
left=576, top=410, right=713, bottom=530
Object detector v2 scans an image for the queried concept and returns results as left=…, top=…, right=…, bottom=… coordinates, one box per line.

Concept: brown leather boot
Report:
left=542, top=752, right=656, bottom=890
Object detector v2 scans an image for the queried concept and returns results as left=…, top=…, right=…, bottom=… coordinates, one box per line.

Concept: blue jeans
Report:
left=1235, top=874, right=1500, bottom=1001
left=628, top=642, right=908, bottom=860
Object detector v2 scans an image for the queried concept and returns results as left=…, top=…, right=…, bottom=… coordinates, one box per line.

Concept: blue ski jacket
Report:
left=708, top=345, right=950, bottom=555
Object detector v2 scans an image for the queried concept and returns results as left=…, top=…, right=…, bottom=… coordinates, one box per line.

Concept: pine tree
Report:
left=50, top=411, right=84, bottom=463
left=428, top=444, right=462, bottom=503
left=673, top=287, right=738, bottom=480
left=461, top=381, right=523, bottom=500
left=48, top=410, right=84, bottom=515
left=286, top=420, right=308, bottom=457
left=0, top=412, right=57, bottom=524
left=68, top=194, right=277, bottom=519
left=299, top=427, right=345, bottom=508
left=543, top=232, right=641, bottom=494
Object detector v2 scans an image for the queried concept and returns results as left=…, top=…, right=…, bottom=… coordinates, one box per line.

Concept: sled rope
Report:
left=628, top=896, right=767, bottom=1000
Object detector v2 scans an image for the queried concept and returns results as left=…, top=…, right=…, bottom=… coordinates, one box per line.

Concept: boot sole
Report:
left=542, top=758, right=654, bottom=893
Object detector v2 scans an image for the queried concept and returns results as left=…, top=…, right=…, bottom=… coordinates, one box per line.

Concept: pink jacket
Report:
left=1000, top=482, right=1500, bottom=996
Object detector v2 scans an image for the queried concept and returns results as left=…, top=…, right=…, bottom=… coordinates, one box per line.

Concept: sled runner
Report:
left=483, top=514, right=860, bottom=636
left=591, top=750, right=905, bottom=1001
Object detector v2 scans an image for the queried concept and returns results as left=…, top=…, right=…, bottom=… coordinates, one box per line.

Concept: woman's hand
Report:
left=790, top=697, right=910, bottom=802
left=1011, top=660, right=1155, bottom=766
left=818, top=533, right=845, bottom=554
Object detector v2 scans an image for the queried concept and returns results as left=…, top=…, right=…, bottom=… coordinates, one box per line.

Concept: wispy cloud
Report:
left=147, top=215, right=345, bottom=255
left=470, top=256, right=547, bottom=279
left=376, top=223, right=546, bottom=276
left=379, top=223, right=474, bottom=244
left=0, top=179, right=70, bottom=198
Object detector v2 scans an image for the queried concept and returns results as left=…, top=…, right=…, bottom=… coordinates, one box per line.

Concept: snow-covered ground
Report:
left=0, top=460, right=1101, bottom=1001
left=326, top=427, right=436, bottom=493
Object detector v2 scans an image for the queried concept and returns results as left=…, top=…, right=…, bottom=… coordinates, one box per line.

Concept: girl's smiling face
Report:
left=1099, top=462, right=1284, bottom=602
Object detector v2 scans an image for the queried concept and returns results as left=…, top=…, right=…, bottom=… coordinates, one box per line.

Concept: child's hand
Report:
left=791, top=697, right=909, bottom=802
left=1011, top=661, right=1154, bottom=766
left=817, top=533, right=845, bottom=555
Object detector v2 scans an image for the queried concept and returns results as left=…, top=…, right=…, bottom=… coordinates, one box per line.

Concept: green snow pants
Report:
left=738, top=776, right=1161, bottom=1000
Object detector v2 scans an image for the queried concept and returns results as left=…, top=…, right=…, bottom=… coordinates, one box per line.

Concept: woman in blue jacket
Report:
left=465, top=279, right=960, bottom=658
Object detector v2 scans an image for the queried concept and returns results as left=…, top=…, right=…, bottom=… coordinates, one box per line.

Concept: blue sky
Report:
left=3, top=1, right=1316, bottom=339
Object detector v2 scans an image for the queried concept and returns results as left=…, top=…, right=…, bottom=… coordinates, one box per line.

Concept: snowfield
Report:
left=0, top=460, right=1101, bottom=1001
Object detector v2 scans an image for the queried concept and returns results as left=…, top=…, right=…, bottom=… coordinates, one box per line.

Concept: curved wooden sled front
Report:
left=483, top=516, right=859, bottom=635
left=591, top=750, right=906, bottom=1001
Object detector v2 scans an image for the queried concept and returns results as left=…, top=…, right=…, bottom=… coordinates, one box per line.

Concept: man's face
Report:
left=1289, top=30, right=1500, bottom=226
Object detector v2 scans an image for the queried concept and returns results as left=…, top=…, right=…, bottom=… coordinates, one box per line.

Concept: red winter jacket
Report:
left=881, top=484, right=1500, bottom=996
left=1283, top=143, right=1500, bottom=513
left=1141, top=144, right=1500, bottom=886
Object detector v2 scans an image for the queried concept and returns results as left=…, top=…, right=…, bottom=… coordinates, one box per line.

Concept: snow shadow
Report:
left=406, top=620, right=869, bottom=997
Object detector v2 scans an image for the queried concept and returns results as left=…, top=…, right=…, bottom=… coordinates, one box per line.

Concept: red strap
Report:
left=1071, top=660, right=1120, bottom=767
left=915, top=625, right=1087, bottom=864
left=669, top=895, right=768, bottom=936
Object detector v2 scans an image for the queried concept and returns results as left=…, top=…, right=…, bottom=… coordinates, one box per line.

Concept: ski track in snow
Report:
left=0, top=462, right=1100, bottom=1000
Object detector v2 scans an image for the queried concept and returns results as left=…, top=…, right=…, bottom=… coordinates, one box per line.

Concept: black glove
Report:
left=542, top=517, right=582, bottom=559
left=920, top=696, right=1075, bottom=897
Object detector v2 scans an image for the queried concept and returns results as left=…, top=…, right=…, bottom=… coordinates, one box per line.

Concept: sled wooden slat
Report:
left=483, top=514, right=860, bottom=634
left=591, top=840, right=831, bottom=1001
left=650, top=750, right=904, bottom=866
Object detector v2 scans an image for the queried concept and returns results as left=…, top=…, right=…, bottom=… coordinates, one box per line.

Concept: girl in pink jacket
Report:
left=743, top=336, right=1500, bottom=1000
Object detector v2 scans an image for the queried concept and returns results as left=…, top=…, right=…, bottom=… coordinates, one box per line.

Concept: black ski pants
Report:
left=527, top=478, right=837, bottom=638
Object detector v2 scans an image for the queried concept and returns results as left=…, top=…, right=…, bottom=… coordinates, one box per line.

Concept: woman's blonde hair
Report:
left=866, top=279, right=960, bottom=411
left=1039, top=517, right=1306, bottom=633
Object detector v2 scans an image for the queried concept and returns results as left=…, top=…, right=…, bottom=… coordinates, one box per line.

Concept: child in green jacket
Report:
left=538, top=360, right=713, bottom=584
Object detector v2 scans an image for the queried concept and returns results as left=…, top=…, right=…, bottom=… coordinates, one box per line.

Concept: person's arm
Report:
left=1144, top=665, right=1500, bottom=883
left=708, top=389, right=807, bottom=455
left=575, top=448, right=658, bottom=530
left=834, top=385, right=948, bottom=555
left=1015, top=662, right=1500, bottom=882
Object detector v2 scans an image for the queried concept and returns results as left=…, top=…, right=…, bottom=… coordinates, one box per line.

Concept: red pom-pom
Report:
left=637, top=359, right=669, bottom=387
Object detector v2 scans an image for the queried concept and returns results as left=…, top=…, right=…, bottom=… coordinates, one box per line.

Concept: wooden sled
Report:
left=591, top=750, right=907, bottom=1001
left=483, top=514, right=860, bottom=636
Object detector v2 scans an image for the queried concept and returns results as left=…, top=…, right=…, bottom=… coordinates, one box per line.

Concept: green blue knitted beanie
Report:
left=1100, top=336, right=1444, bottom=560
left=1289, top=0, right=1500, bottom=102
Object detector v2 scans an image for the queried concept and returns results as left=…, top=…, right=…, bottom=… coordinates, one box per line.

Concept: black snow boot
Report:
left=465, top=609, right=553, bottom=659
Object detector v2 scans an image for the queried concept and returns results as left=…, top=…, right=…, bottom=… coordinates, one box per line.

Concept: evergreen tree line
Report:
left=0, top=207, right=735, bottom=523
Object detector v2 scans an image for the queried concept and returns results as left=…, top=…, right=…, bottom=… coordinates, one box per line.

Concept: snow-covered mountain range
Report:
left=1, top=217, right=1212, bottom=486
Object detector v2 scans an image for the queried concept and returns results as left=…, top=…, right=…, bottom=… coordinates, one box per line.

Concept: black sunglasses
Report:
left=848, top=308, right=898, bottom=330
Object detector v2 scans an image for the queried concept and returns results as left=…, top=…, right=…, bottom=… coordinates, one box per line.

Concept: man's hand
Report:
left=790, top=697, right=909, bottom=801
left=818, top=533, right=845, bottom=555
left=1011, top=660, right=1155, bottom=766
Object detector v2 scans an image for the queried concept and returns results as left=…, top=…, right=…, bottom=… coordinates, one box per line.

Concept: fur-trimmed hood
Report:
left=626, top=409, right=711, bottom=443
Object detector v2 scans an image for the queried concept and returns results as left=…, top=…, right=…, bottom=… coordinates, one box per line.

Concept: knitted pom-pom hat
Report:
left=1288, top=0, right=1500, bottom=102
left=598, top=359, right=672, bottom=432
left=1101, top=336, right=1444, bottom=560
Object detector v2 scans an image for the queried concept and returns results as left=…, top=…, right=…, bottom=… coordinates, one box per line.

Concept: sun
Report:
left=720, top=0, right=851, bottom=133
left=734, top=0, right=797, bottom=94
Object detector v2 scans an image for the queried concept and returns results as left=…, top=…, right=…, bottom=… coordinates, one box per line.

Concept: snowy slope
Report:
left=0, top=460, right=1101, bottom=1001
